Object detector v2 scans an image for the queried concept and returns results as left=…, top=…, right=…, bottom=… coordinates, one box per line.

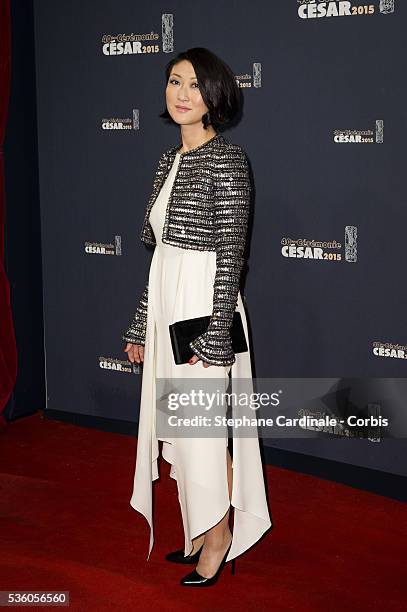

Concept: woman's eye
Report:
left=169, top=78, right=199, bottom=88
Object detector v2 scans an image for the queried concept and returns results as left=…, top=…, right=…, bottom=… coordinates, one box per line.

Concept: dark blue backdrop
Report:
left=33, top=0, right=407, bottom=476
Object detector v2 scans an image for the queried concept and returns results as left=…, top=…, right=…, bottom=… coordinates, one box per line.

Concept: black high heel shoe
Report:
left=180, top=540, right=235, bottom=587
left=165, top=541, right=204, bottom=564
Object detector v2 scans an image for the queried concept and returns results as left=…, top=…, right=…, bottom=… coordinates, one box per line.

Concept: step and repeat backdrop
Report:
left=33, top=1, right=406, bottom=475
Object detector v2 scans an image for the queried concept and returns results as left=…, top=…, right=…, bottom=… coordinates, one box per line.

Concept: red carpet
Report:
left=0, top=411, right=405, bottom=611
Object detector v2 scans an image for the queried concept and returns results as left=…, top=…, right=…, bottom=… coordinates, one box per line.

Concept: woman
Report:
left=122, top=47, right=271, bottom=587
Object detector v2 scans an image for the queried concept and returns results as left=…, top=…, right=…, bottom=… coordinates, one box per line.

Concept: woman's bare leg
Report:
left=190, top=533, right=205, bottom=554
left=194, top=446, right=233, bottom=577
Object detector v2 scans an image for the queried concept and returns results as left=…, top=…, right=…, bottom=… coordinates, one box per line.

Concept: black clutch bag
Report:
left=169, top=311, right=248, bottom=365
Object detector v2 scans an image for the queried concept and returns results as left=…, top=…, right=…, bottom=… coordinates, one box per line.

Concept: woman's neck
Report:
left=178, top=129, right=218, bottom=154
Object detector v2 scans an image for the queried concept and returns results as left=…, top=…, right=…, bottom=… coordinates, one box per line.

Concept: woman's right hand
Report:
left=124, top=342, right=144, bottom=364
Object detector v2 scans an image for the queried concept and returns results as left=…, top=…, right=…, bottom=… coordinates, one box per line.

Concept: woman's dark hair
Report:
left=159, top=47, right=243, bottom=131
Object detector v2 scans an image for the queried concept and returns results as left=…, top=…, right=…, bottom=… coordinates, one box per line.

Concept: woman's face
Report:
left=165, top=60, right=209, bottom=127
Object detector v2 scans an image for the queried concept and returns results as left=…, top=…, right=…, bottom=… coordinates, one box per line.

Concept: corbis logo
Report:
left=281, top=226, right=357, bottom=262
left=101, top=110, right=139, bottom=131
left=372, top=341, right=407, bottom=360
left=101, top=14, right=174, bottom=56
left=333, top=120, right=383, bottom=143
left=99, top=356, right=141, bottom=374
left=297, top=0, right=395, bottom=19
left=84, top=236, right=122, bottom=256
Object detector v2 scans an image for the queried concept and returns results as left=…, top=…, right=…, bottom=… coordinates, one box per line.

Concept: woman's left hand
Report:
left=189, top=355, right=211, bottom=368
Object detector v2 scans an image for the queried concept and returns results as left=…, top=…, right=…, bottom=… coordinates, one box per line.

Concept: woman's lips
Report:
left=175, top=106, right=191, bottom=112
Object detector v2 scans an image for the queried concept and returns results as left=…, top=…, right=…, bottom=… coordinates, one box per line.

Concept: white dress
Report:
left=130, top=151, right=272, bottom=561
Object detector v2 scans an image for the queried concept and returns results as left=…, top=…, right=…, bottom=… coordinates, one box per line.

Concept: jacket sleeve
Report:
left=122, top=282, right=149, bottom=346
left=189, top=146, right=251, bottom=366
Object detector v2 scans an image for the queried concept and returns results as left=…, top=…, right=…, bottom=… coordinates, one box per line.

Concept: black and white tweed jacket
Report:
left=122, top=132, right=251, bottom=366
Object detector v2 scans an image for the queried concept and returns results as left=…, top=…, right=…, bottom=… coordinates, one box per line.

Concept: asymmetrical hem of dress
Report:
left=129, top=292, right=272, bottom=562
